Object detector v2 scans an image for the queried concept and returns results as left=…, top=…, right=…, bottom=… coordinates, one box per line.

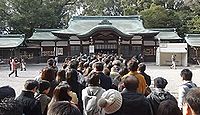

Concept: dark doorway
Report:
left=95, top=49, right=117, bottom=54
left=95, top=44, right=118, bottom=55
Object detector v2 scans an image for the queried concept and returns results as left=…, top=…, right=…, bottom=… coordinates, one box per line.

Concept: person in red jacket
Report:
left=9, top=57, right=19, bottom=77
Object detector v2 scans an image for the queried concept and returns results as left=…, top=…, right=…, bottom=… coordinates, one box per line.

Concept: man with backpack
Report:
left=178, top=69, right=197, bottom=110
left=82, top=72, right=105, bottom=115
left=147, top=77, right=177, bottom=115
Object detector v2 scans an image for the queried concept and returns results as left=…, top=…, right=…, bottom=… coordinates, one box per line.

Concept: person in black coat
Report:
left=0, top=98, right=23, bottom=115
left=16, top=80, right=42, bottom=115
left=147, top=77, right=177, bottom=115
left=0, top=86, right=23, bottom=115
left=117, top=75, right=153, bottom=115
left=94, top=62, right=112, bottom=90
left=138, top=63, right=151, bottom=86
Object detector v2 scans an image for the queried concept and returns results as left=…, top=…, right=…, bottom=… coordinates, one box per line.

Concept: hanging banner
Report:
left=89, top=45, right=95, bottom=53
left=57, top=48, right=63, bottom=56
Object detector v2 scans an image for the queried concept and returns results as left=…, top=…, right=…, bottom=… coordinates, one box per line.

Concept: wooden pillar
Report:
left=154, top=40, right=157, bottom=58
left=141, top=37, right=144, bottom=60
left=118, top=37, right=121, bottom=55
left=195, top=47, right=200, bottom=65
left=141, top=38, right=144, bottom=54
left=80, top=40, right=83, bottom=54
left=68, top=40, right=71, bottom=57
left=39, top=42, right=42, bottom=63
left=129, top=39, right=132, bottom=55
left=55, top=41, right=57, bottom=57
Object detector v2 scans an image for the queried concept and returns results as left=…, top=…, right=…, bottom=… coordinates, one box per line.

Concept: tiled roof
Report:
left=185, top=34, right=200, bottom=47
left=52, top=16, right=158, bottom=39
left=28, top=29, right=64, bottom=41
left=0, top=34, right=25, bottom=48
left=150, top=28, right=182, bottom=40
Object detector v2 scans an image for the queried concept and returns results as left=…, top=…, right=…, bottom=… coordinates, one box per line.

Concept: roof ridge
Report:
left=72, top=15, right=141, bottom=20
left=0, top=34, right=24, bottom=38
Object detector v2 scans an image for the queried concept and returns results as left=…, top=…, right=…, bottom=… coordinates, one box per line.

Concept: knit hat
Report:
left=154, top=77, right=168, bottom=88
left=98, top=89, right=122, bottom=114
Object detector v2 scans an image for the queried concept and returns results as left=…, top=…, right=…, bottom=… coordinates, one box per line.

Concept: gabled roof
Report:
left=77, top=25, right=132, bottom=38
left=0, top=34, right=25, bottom=48
left=28, top=29, right=66, bottom=41
left=150, top=28, right=182, bottom=40
left=52, top=16, right=159, bottom=39
left=185, top=34, right=200, bottom=47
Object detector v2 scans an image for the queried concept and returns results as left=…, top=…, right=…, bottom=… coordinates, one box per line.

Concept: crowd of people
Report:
left=0, top=53, right=200, bottom=115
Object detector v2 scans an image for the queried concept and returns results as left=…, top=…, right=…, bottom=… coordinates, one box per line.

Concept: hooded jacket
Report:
left=147, top=88, right=177, bottom=115
left=82, top=86, right=106, bottom=115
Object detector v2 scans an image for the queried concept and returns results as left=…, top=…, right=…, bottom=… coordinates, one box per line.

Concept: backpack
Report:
left=84, top=88, right=101, bottom=115
left=183, top=82, right=197, bottom=89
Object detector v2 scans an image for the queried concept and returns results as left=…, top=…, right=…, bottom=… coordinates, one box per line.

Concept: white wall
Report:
left=156, top=43, right=188, bottom=66
left=160, top=53, right=186, bottom=66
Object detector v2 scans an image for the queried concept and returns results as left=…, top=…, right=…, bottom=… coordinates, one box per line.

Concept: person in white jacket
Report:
left=178, top=69, right=197, bottom=110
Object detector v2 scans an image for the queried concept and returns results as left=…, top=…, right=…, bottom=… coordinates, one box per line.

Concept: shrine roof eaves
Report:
left=0, top=34, right=25, bottom=48
left=185, top=34, right=200, bottom=47
left=52, top=15, right=158, bottom=39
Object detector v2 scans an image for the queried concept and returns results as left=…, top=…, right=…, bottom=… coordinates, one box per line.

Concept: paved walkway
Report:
left=1, top=63, right=200, bottom=98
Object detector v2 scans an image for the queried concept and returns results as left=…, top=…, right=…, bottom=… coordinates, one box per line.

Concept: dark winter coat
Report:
left=139, top=72, right=151, bottom=86
left=16, top=90, right=42, bottom=115
left=147, top=88, right=177, bottom=115
left=116, top=89, right=153, bottom=115
left=98, top=72, right=112, bottom=90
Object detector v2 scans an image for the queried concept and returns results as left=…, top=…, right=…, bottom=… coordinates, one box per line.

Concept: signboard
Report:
left=89, top=45, right=95, bottom=53
left=57, top=48, right=63, bottom=56
left=160, top=43, right=167, bottom=48
left=42, top=51, right=54, bottom=56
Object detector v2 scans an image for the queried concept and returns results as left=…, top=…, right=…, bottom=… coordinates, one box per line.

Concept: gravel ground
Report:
left=1, top=63, right=200, bottom=98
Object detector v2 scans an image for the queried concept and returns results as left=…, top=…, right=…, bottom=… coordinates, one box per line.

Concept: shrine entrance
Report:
left=94, top=44, right=118, bottom=54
